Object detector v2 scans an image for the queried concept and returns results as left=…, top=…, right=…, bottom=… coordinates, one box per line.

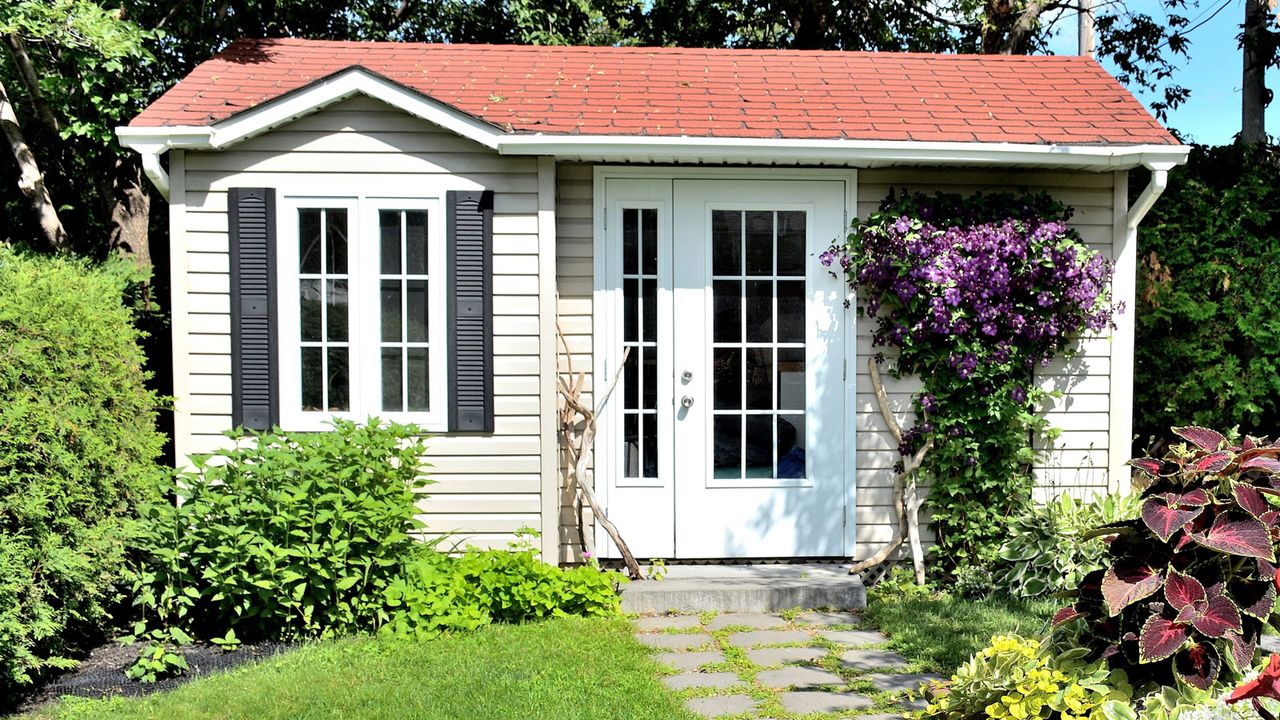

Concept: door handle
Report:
left=681, top=395, right=695, bottom=408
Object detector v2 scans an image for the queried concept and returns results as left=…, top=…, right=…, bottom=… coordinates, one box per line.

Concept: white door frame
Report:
left=591, top=166, right=859, bottom=558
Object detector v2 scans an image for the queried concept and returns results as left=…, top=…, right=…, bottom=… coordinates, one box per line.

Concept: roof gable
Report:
left=129, top=38, right=1177, bottom=147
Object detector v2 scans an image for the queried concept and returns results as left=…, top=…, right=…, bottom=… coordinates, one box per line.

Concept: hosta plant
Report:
left=1053, top=427, right=1280, bottom=693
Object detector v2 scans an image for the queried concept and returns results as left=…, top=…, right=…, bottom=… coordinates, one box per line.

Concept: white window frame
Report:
left=277, top=194, right=448, bottom=432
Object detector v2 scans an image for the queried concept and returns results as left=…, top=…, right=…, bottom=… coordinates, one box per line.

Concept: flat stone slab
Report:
left=865, top=672, right=947, bottom=694
left=745, top=646, right=827, bottom=666
left=662, top=672, right=741, bottom=690
left=796, top=610, right=863, bottom=626
left=635, top=633, right=710, bottom=650
left=726, top=629, right=811, bottom=648
left=655, top=650, right=725, bottom=671
left=840, top=648, right=910, bottom=670
left=706, top=612, right=787, bottom=630
left=633, top=615, right=704, bottom=632
left=820, top=629, right=890, bottom=647
left=900, top=697, right=930, bottom=711
left=622, top=571, right=866, bottom=613
left=685, top=694, right=758, bottom=718
left=779, top=691, right=875, bottom=714
left=756, top=666, right=845, bottom=689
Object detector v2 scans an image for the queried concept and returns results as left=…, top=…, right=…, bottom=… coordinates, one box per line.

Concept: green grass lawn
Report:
left=865, top=590, right=1058, bottom=674
left=23, top=617, right=696, bottom=720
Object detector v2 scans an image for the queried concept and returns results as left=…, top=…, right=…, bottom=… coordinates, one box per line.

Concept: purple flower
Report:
left=819, top=250, right=835, bottom=267
left=1011, top=385, right=1027, bottom=403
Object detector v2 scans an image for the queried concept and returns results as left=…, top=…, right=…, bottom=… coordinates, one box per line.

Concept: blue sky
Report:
left=1045, top=0, right=1275, bottom=144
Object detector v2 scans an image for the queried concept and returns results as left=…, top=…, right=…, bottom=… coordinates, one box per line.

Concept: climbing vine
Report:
left=823, top=190, right=1119, bottom=567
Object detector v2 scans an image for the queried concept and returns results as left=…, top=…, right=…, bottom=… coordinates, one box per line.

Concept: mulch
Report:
left=9, top=639, right=297, bottom=714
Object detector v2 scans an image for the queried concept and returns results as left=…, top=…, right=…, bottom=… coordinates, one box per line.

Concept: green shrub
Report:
left=1136, top=143, right=1280, bottom=448
left=131, top=420, right=431, bottom=643
left=0, top=246, right=164, bottom=690
left=382, top=534, right=623, bottom=640
left=952, top=564, right=997, bottom=600
left=993, top=492, right=1140, bottom=598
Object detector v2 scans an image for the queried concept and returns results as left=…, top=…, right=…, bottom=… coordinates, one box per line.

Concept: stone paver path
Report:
left=633, top=610, right=944, bottom=719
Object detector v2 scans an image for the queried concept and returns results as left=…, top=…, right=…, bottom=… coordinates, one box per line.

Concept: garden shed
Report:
left=118, top=38, right=1188, bottom=565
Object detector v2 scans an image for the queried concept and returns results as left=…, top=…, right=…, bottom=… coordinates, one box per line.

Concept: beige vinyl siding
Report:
left=854, top=168, right=1120, bottom=558
left=554, top=162, right=596, bottom=563
left=176, top=95, right=543, bottom=551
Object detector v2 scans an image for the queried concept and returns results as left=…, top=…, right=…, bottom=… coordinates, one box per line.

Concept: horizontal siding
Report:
left=855, top=168, right=1118, bottom=558
left=177, top=95, right=543, bottom=551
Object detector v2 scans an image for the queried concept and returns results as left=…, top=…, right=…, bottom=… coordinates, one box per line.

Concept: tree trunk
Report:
left=107, top=156, right=153, bottom=268
left=1242, top=0, right=1269, bottom=144
left=0, top=77, right=68, bottom=252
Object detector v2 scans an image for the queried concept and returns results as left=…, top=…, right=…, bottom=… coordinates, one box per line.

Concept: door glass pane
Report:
left=621, top=207, right=660, bottom=482
left=744, top=415, right=773, bottom=478
left=623, top=349, right=638, bottom=410
left=624, top=414, right=639, bottom=476
left=713, top=280, right=740, bottom=343
left=327, top=347, right=350, bottom=411
left=623, top=209, right=638, bottom=276
left=642, top=210, right=658, bottom=275
left=744, top=211, right=773, bottom=275
left=326, top=279, right=348, bottom=342
left=381, top=348, right=403, bottom=412
left=407, top=347, right=429, bottom=412
left=642, top=346, right=657, bottom=410
left=777, top=348, right=806, bottom=411
left=744, top=348, right=773, bottom=410
left=623, top=278, right=638, bottom=343
left=406, top=280, right=428, bottom=343
left=642, top=412, right=658, bottom=477
left=300, top=279, right=322, bottom=342
left=381, top=281, right=401, bottom=343
left=713, top=415, right=741, bottom=478
left=641, top=279, right=656, bottom=343
left=712, top=210, right=741, bottom=276
left=713, top=348, right=741, bottom=410
left=745, top=280, right=772, bottom=343
left=301, top=346, right=323, bottom=411
left=299, top=209, right=322, bottom=274
left=776, top=280, right=805, bottom=344
left=777, top=414, right=806, bottom=479
left=776, top=211, right=806, bottom=276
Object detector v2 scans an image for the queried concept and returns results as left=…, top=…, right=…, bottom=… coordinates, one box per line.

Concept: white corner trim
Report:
left=535, top=156, right=559, bottom=564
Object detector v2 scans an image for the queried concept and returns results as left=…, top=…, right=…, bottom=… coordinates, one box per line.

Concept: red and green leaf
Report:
left=1139, top=615, right=1191, bottom=662
left=1130, top=457, right=1167, bottom=476
left=1236, top=483, right=1271, bottom=518
left=1192, top=514, right=1276, bottom=561
left=1193, top=451, right=1235, bottom=474
left=1175, top=426, right=1228, bottom=451
left=1173, top=642, right=1222, bottom=690
left=1223, top=630, right=1257, bottom=674
left=1190, top=593, right=1243, bottom=638
left=1243, top=456, right=1280, bottom=474
left=1258, top=557, right=1278, bottom=581
left=1176, top=488, right=1212, bottom=506
left=1053, top=605, right=1083, bottom=626
left=1142, top=498, right=1204, bottom=543
left=1230, top=579, right=1276, bottom=620
left=1164, top=571, right=1206, bottom=611
left=1103, top=561, right=1164, bottom=617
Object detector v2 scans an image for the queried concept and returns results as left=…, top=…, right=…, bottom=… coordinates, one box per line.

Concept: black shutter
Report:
left=446, top=190, right=494, bottom=433
left=228, top=188, right=278, bottom=431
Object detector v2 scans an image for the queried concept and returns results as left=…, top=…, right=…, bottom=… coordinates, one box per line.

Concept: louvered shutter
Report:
left=228, top=188, right=279, bottom=430
left=446, top=190, right=494, bottom=432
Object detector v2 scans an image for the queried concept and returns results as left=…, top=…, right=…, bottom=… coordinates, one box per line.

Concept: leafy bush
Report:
left=823, top=190, right=1117, bottom=566
left=1054, top=426, right=1280, bottom=692
left=919, top=634, right=1135, bottom=720
left=131, top=420, right=431, bottom=643
left=953, top=564, right=997, bottom=600
left=1136, top=144, right=1280, bottom=449
left=995, top=493, right=1141, bottom=598
left=0, top=246, right=164, bottom=689
left=381, top=534, right=622, bottom=640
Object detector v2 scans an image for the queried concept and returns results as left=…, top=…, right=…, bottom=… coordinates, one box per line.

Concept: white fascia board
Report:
left=115, top=67, right=506, bottom=152
left=496, top=135, right=1190, bottom=170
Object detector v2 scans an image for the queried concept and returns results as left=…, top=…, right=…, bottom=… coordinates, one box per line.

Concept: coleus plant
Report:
left=1053, top=426, right=1280, bottom=694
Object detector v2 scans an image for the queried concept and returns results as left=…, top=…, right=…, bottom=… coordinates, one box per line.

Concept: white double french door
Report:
left=597, top=176, right=851, bottom=559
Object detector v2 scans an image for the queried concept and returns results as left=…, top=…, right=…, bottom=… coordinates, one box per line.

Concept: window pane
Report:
left=745, top=414, right=773, bottom=477
left=300, top=278, right=322, bottom=342
left=642, top=346, right=657, bottom=410
left=713, top=280, right=741, bottom=344
left=623, top=208, right=638, bottom=276
left=623, top=278, right=638, bottom=343
left=745, top=211, right=773, bottom=275
left=778, top=414, right=806, bottom=479
left=325, top=209, right=348, bottom=274
left=327, top=347, right=350, bottom=411
left=623, top=349, right=638, bottom=410
left=382, top=347, right=403, bottom=412
left=744, top=348, right=773, bottom=410
left=713, top=348, right=741, bottom=410
left=301, top=347, right=323, bottom=411
left=777, top=211, right=806, bottom=276
left=777, top=348, right=806, bottom=411
left=745, top=280, right=773, bottom=343
left=381, top=280, right=401, bottom=343
left=624, top=413, right=639, bottom=476
left=326, top=280, right=348, bottom=342
left=380, top=210, right=401, bottom=275
left=642, top=209, right=658, bottom=276
left=299, top=209, right=322, bottom=274
left=406, top=280, right=428, bottom=343
left=713, top=415, right=741, bottom=479
left=777, top=280, right=805, bottom=344
left=642, top=411, right=658, bottom=477
left=712, top=210, right=741, bottom=276
left=641, top=279, right=656, bottom=343
left=405, top=211, right=428, bottom=275
left=407, top=347, right=429, bottom=412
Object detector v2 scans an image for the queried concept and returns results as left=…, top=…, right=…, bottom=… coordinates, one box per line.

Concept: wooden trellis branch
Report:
left=848, top=358, right=928, bottom=584
left=556, top=320, right=643, bottom=581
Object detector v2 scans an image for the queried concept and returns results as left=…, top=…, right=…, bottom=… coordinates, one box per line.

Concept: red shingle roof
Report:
left=130, top=38, right=1177, bottom=146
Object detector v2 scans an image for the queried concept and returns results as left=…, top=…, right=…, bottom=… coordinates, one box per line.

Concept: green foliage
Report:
left=953, top=564, right=997, bottom=600
left=122, top=625, right=192, bottom=683
left=826, top=190, right=1117, bottom=567
left=0, top=246, right=164, bottom=690
left=918, top=634, right=1136, bottom=720
left=1135, top=144, right=1280, bottom=449
left=381, top=534, right=623, bottom=640
left=995, top=492, right=1142, bottom=599
left=1055, top=427, right=1280, bottom=693
left=130, top=420, right=431, bottom=650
